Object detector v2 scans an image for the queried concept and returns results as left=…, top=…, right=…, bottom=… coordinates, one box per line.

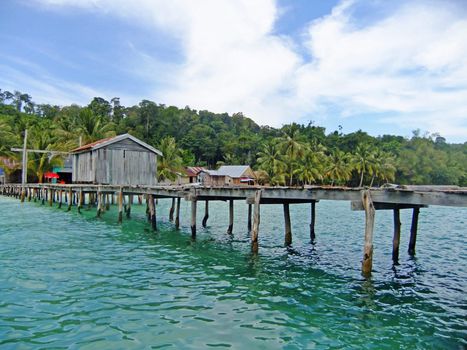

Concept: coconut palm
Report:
left=257, top=141, right=285, bottom=185
left=279, top=127, right=305, bottom=185
left=325, top=150, right=352, bottom=186
left=157, top=137, right=183, bottom=182
left=76, top=108, right=116, bottom=144
left=352, top=144, right=375, bottom=187
left=296, top=148, right=323, bottom=185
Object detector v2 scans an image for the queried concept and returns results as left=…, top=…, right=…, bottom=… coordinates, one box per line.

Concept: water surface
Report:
left=0, top=196, right=465, bottom=349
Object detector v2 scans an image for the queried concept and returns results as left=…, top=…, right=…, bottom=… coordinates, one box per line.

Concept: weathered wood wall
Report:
left=72, top=139, right=157, bottom=185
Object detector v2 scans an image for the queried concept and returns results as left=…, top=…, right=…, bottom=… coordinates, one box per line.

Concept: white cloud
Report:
left=32, top=0, right=467, bottom=139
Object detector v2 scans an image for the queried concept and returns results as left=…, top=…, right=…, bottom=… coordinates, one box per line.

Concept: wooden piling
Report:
left=191, top=199, right=197, bottom=238
left=97, top=191, right=103, bottom=217
left=78, top=189, right=83, bottom=213
left=27, top=188, right=32, bottom=202
left=58, top=190, right=63, bottom=208
left=169, top=198, right=175, bottom=222
left=118, top=189, right=123, bottom=224
left=67, top=188, right=72, bottom=211
left=247, top=204, right=252, bottom=231
left=105, top=194, right=110, bottom=211
left=361, top=190, right=375, bottom=276
left=227, top=200, right=234, bottom=234
left=126, top=195, right=132, bottom=218
left=284, top=203, right=292, bottom=246
left=148, top=194, right=157, bottom=230
left=202, top=201, right=209, bottom=228
left=408, top=207, right=420, bottom=256
left=251, top=190, right=262, bottom=253
left=49, top=189, right=53, bottom=207
left=310, top=201, right=316, bottom=242
left=20, top=187, right=26, bottom=202
left=175, top=197, right=181, bottom=229
left=392, top=207, right=401, bottom=263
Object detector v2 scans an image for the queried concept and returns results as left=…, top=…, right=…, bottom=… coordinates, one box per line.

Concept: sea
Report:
left=0, top=195, right=465, bottom=349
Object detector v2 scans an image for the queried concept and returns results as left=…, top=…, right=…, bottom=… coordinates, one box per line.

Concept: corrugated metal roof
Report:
left=215, top=165, right=251, bottom=178
left=185, top=166, right=206, bottom=177
left=70, top=134, right=162, bottom=156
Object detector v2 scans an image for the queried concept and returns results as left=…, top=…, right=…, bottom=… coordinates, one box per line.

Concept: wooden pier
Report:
left=1, top=183, right=466, bottom=276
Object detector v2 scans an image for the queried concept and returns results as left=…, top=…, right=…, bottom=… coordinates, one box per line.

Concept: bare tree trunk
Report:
left=359, top=170, right=365, bottom=187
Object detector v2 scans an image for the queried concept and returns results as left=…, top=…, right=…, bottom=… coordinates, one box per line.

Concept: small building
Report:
left=203, top=165, right=256, bottom=186
left=71, top=134, right=162, bottom=185
left=185, top=166, right=207, bottom=184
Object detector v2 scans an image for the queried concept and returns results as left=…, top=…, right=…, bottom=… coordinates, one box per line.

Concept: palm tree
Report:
left=296, top=148, right=323, bottom=185
left=372, top=151, right=396, bottom=186
left=279, top=127, right=305, bottom=185
left=76, top=108, right=116, bottom=143
left=352, top=144, right=375, bottom=187
left=157, top=137, right=183, bottom=182
left=257, top=141, right=285, bottom=185
left=325, top=150, right=352, bottom=186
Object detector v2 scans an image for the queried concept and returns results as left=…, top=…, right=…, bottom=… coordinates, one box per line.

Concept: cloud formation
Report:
left=31, top=0, right=467, bottom=139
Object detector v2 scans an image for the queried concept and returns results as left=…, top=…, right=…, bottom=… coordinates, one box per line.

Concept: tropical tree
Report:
left=76, top=108, right=116, bottom=143
left=157, top=137, right=183, bottom=182
left=325, top=150, right=352, bottom=185
left=296, top=147, right=324, bottom=185
left=352, top=144, right=375, bottom=187
left=279, top=126, right=305, bottom=185
left=257, top=141, right=285, bottom=185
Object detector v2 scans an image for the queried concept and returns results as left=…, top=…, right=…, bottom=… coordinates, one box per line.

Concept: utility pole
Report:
left=22, top=129, right=28, bottom=185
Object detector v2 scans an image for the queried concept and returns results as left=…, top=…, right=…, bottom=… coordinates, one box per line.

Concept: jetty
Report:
left=1, top=183, right=466, bottom=276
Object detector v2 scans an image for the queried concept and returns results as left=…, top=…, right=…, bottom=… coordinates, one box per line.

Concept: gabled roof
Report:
left=213, top=165, right=253, bottom=178
left=185, top=166, right=206, bottom=177
left=71, top=133, right=163, bottom=156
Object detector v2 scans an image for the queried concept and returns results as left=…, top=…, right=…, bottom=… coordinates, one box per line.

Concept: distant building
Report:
left=203, top=165, right=256, bottom=186
left=71, top=134, right=162, bottom=185
left=0, top=157, right=21, bottom=183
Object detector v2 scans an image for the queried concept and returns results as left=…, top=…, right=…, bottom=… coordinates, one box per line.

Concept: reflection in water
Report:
left=0, top=196, right=466, bottom=349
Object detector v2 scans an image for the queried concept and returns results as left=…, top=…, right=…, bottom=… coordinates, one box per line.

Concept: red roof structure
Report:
left=70, top=136, right=116, bottom=153
left=185, top=167, right=206, bottom=177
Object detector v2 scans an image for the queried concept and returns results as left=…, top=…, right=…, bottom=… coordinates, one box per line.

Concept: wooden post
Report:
left=251, top=190, right=262, bottom=253
left=118, top=189, right=123, bottom=224
left=67, top=188, right=72, bottom=211
left=138, top=195, right=142, bottom=205
left=202, top=201, right=209, bottom=228
left=227, top=200, right=234, bottom=234
left=191, top=199, right=197, bottom=238
left=58, top=190, right=63, bottom=208
left=169, top=198, right=175, bottom=222
left=27, top=188, right=32, bottom=202
left=175, top=197, right=181, bottom=229
left=21, top=129, right=28, bottom=186
left=408, top=207, right=420, bottom=256
left=148, top=194, right=157, bottom=230
left=126, top=194, right=132, bottom=218
left=105, top=194, right=110, bottom=211
left=247, top=204, right=252, bottom=231
left=49, top=189, right=53, bottom=207
left=361, top=190, right=375, bottom=276
left=20, top=187, right=26, bottom=202
left=392, top=207, right=401, bottom=263
left=310, top=201, right=316, bottom=242
left=78, top=189, right=83, bottom=213
left=284, top=203, right=292, bottom=246
left=41, top=187, right=45, bottom=205
left=97, top=191, right=102, bottom=217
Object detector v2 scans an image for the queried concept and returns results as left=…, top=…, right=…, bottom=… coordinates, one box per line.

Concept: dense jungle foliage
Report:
left=0, top=89, right=465, bottom=186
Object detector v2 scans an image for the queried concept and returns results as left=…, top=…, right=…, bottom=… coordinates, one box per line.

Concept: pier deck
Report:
left=1, top=183, right=466, bottom=276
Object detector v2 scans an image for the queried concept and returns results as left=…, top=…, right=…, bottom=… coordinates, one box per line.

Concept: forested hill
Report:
left=0, top=89, right=466, bottom=186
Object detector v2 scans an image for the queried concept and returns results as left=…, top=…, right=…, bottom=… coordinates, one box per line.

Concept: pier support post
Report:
left=148, top=194, right=157, bottom=231
left=191, top=199, right=197, bottom=238
left=169, top=198, right=175, bottom=222
left=361, top=190, right=375, bottom=276
left=49, top=189, right=53, bottom=207
left=105, top=194, right=110, bottom=211
left=247, top=204, right=252, bottom=231
left=27, top=188, right=32, bottom=202
left=202, top=201, right=209, bottom=228
left=392, top=207, right=401, bottom=263
left=175, top=197, right=181, bottom=229
left=227, top=200, right=234, bottom=234
left=310, top=201, right=316, bottom=242
left=284, top=203, right=292, bottom=246
left=126, top=195, right=132, bottom=218
left=78, top=189, right=83, bottom=213
left=58, top=190, right=63, bottom=209
left=408, top=207, right=420, bottom=256
left=251, top=190, right=262, bottom=253
left=67, top=188, right=72, bottom=211
left=20, top=187, right=26, bottom=202
left=97, top=191, right=103, bottom=217
left=118, top=189, right=123, bottom=224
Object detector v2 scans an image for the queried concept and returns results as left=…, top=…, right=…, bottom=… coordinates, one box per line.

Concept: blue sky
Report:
left=1, top=0, right=466, bottom=142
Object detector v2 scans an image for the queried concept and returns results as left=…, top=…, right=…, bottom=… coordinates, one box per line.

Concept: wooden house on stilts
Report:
left=71, top=134, right=162, bottom=185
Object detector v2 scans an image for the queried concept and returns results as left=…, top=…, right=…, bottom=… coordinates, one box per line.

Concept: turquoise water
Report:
left=0, top=195, right=465, bottom=349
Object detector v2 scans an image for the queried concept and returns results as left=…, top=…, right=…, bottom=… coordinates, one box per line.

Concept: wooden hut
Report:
left=203, top=165, right=256, bottom=186
left=71, top=134, right=162, bottom=185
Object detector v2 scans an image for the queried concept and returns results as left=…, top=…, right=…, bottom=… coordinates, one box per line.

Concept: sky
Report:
left=1, top=0, right=466, bottom=142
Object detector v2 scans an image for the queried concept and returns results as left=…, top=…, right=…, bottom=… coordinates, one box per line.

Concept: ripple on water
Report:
left=0, top=196, right=466, bottom=349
